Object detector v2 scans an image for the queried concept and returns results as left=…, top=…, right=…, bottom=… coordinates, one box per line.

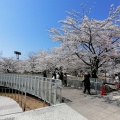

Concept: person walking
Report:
left=63, top=73, right=67, bottom=86
left=82, top=73, right=91, bottom=95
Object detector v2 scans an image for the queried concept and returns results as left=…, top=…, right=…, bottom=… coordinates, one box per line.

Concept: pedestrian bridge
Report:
left=0, top=74, right=62, bottom=105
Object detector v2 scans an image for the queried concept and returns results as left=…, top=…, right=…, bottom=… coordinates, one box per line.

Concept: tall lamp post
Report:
left=14, top=51, right=21, bottom=103
left=14, top=51, right=21, bottom=60
left=14, top=51, right=21, bottom=72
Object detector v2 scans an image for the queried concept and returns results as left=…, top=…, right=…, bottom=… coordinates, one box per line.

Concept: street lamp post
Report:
left=14, top=51, right=21, bottom=104
left=14, top=51, right=21, bottom=73
left=14, top=51, right=21, bottom=60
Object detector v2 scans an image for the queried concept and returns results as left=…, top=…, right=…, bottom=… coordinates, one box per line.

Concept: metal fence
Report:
left=0, top=74, right=62, bottom=105
left=67, top=76, right=103, bottom=92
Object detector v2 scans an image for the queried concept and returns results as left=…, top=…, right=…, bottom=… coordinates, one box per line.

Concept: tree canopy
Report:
left=49, top=5, right=120, bottom=77
left=0, top=5, right=120, bottom=77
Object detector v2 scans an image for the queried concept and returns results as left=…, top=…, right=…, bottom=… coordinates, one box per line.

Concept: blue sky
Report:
left=0, top=0, right=119, bottom=59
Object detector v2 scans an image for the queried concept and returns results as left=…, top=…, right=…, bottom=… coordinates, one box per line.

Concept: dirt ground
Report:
left=0, top=93, right=48, bottom=111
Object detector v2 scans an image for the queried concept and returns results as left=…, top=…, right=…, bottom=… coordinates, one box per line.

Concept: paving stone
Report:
left=62, top=87, right=120, bottom=120
left=0, top=96, right=22, bottom=116
left=0, top=104, right=88, bottom=120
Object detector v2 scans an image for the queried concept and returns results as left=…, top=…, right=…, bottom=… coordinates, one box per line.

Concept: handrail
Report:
left=0, top=74, right=62, bottom=106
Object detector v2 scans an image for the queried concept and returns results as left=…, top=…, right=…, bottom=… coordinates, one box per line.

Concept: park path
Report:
left=0, top=96, right=22, bottom=115
left=62, top=87, right=120, bottom=120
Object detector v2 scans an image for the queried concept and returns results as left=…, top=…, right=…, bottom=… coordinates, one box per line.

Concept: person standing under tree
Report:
left=52, top=71, right=56, bottom=79
left=59, top=71, right=64, bottom=84
left=82, top=73, right=91, bottom=95
left=43, top=71, right=47, bottom=77
left=63, top=73, right=67, bottom=86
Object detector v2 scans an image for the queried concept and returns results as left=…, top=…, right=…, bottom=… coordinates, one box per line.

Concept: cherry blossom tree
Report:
left=26, top=51, right=38, bottom=74
left=36, top=50, right=50, bottom=72
left=36, top=49, right=64, bottom=72
left=50, top=46, right=86, bottom=75
left=0, top=57, right=18, bottom=73
left=49, top=5, right=120, bottom=77
left=18, top=60, right=28, bottom=73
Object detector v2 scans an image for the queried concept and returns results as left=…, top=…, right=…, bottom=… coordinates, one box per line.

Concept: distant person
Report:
left=6, top=69, right=9, bottom=73
left=52, top=71, right=56, bottom=79
left=114, top=74, right=119, bottom=83
left=43, top=71, right=47, bottom=77
left=118, top=72, right=120, bottom=82
left=63, top=73, right=67, bottom=86
left=82, top=73, right=91, bottom=95
left=56, top=72, right=60, bottom=79
left=59, top=71, right=64, bottom=84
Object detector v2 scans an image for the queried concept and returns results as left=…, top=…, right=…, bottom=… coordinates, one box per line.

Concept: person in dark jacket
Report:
left=63, top=73, right=67, bottom=86
left=59, top=71, right=64, bottom=84
left=82, top=73, right=91, bottom=95
left=52, top=71, right=56, bottom=79
left=43, top=71, right=47, bottom=77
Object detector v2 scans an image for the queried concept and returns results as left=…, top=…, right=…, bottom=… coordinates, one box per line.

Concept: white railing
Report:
left=0, top=74, right=62, bottom=105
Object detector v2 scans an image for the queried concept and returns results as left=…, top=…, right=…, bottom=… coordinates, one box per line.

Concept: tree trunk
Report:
left=91, top=69, right=98, bottom=78
left=91, top=57, right=99, bottom=78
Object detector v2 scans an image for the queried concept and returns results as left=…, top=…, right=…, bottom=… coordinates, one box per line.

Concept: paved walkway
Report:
left=0, top=96, right=22, bottom=116
left=62, top=87, right=120, bottom=120
left=0, top=102, right=87, bottom=120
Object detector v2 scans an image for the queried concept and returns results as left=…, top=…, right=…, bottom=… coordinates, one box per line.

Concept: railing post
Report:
left=43, top=89, right=46, bottom=107
left=2, top=87, right=3, bottom=96
left=18, top=89, right=19, bottom=103
left=95, top=78, right=98, bottom=94
left=12, top=88, right=13, bottom=98
left=48, top=82, right=52, bottom=104
left=23, top=91, right=26, bottom=111
left=5, top=87, right=6, bottom=96
left=15, top=89, right=16, bottom=100
left=9, top=87, right=10, bottom=97
left=21, top=91, right=23, bottom=107
left=53, top=84, right=57, bottom=104
left=60, top=87, right=62, bottom=103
